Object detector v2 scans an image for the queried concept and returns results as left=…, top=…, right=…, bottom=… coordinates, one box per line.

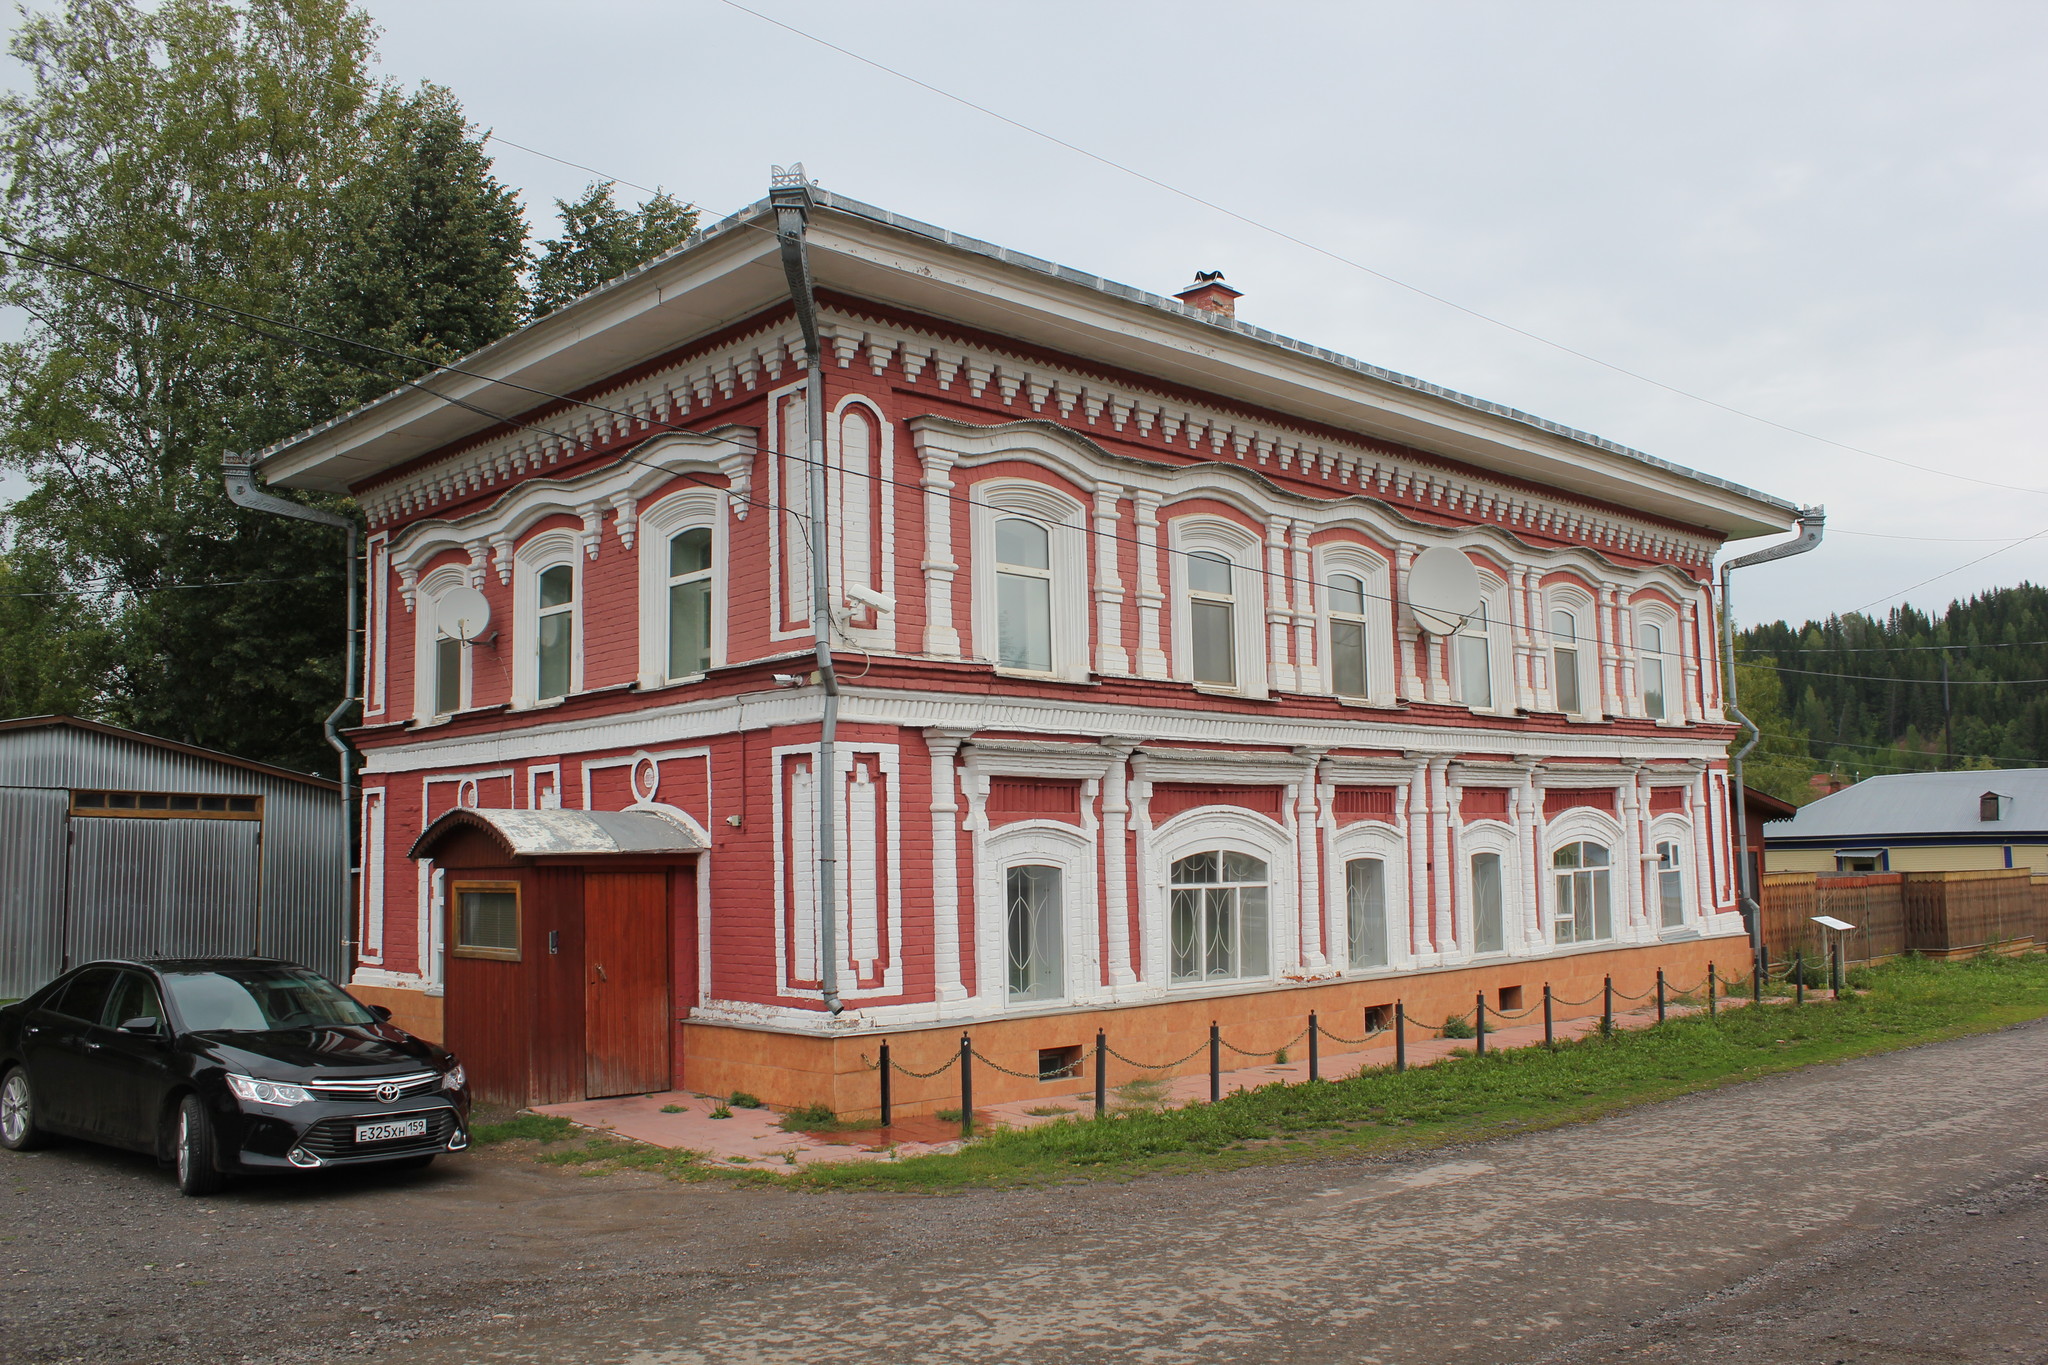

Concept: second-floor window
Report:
left=1551, top=608, right=1582, bottom=714
left=1328, top=573, right=1369, bottom=698
left=1189, top=551, right=1236, bottom=687
left=995, top=517, right=1053, bottom=672
left=433, top=634, right=463, bottom=717
left=667, top=527, right=713, bottom=680
left=1640, top=619, right=1668, bottom=719
left=536, top=564, right=575, bottom=701
left=1457, top=601, right=1494, bottom=709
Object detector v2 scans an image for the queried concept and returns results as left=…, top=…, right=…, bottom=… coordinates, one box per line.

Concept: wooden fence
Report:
left=1758, top=870, right=2045, bottom=965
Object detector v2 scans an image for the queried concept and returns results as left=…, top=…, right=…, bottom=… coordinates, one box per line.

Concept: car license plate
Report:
left=355, top=1118, right=429, bottom=1144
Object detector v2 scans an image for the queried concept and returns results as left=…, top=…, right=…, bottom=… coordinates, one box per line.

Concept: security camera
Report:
left=846, top=585, right=896, bottom=614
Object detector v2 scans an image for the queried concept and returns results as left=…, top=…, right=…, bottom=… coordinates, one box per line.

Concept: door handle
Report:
left=84, top=1040, right=102, bottom=1051
left=593, top=963, right=608, bottom=983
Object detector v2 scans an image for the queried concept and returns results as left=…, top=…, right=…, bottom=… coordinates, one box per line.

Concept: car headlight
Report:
left=225, top=1073, right=315, bottom=1107
left=443, top=1062, right=467, bottom=1091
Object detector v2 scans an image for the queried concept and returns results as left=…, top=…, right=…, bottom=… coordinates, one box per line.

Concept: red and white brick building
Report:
left=252, top=181, right=1803, bottom=1110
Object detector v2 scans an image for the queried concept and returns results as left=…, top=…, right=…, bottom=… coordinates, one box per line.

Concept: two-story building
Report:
left=247, top=176, right=1804, bottom=1110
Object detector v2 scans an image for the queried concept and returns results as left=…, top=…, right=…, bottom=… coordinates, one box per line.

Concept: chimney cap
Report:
left=1174, top=270, right=1243, bottom=316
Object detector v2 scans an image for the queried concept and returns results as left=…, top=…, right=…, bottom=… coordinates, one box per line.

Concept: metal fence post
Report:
left=1209, top=1021, right=1221, bottom=1102
left=879, top=1040, right=893, bottom=1129
left=1754, top=946, right=1765, bottom=1004
left=959, top=1032, right=974, bottom=1136
left=1395, top=1001, right=1407, bottom=1073
left=1656, top=968, right=1666, bottom=1024
left=1708, top=962, right=1718, bottom=1018
left=1094, top=1028, right=1107, bottom=1118
left=1602, top=974, right=1614, bottom=1034
left=1543, top=983, right=1554, bottom=1046
left=1795, top=953, right=1805, bottom=1006
left=1308, top=1011, right=1320, bottom=1081
left=1474, top=992, right=1487, bottom=1056
left=1832, top=939, right=1844, bottom=997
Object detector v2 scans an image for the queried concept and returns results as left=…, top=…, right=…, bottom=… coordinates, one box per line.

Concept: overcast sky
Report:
left=8, top=1, right=2046, bottom=629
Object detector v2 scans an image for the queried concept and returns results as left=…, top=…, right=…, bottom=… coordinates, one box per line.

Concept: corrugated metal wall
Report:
left=0, top=724, right=342, bottom=998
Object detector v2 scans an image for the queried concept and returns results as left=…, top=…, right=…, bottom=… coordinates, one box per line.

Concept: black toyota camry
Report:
left=0, top=958, right=469, bottom=1195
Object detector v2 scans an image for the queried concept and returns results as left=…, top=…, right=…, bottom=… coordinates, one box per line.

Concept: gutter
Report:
left=1720, top=505, right=1826, bottom=964
left=770, top=164, right=844, bottom=1016
left=222, top=458, right=360, bottom=971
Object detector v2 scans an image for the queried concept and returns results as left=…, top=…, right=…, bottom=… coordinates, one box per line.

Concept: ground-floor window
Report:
left=1552, top=842, right=1613, bottom=945
left=1170, top=851, right=1270, bottom=984
left=1655, top=840, right=1686, bottom=927
left=1006, top=864, right=1063, bottom=1002
left=1346, top=857, right=1388, bottom=968
left=1471, top=852, right=1505, bottom=953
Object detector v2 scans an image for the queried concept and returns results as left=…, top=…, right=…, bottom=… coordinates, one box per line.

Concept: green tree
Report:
left=0, top=0, right=528, bottom=769
left=0, top=538, right=112, bottom=716
left=528, top=180, right=697, bottom=317
left=1731, top=660, right=1820, bottom=805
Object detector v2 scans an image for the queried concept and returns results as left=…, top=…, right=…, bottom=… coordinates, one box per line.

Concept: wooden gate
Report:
left=583, top=870, right=671, bottom=1098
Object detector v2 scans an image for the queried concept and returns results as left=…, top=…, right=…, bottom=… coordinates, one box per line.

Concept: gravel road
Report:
left=4, top=1019, right=2046, bottom=1365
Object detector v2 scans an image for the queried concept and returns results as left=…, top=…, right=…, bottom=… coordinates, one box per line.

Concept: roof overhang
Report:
left=408, top=806, right=710, bottom=860
left=254, top=191, right=1802, bottom=541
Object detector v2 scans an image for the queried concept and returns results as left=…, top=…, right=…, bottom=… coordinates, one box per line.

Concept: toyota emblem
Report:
left=376, top=1082, right=400, bottom=1103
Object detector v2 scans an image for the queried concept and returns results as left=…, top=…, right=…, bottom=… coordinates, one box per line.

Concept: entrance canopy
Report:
left=409, top=807, right=710, bottom=860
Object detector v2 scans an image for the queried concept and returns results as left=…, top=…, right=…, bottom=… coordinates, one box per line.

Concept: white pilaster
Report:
left=1133, top=491, right=1168, bottom=678
left=923, top=728, right=971, bottom=1002
left=918, top=447, right=961, bottom=658
left=1091, top=483, right=1130, bottom=675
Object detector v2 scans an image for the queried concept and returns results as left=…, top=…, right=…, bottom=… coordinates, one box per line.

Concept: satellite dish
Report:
left=1406, top=546, right=1481, bottom=635
left=434, top=585, right=493, bottom=642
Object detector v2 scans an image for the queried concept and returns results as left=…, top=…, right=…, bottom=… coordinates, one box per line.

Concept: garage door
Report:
left=66, top=815, right=262, bottom=963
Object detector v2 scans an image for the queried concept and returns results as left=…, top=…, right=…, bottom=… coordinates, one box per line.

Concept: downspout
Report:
left=771, top=164, right=844, bottom=1015
left=222, top=457, right=359, bottom=972
left=1721, top=505, right=1825, bottom=965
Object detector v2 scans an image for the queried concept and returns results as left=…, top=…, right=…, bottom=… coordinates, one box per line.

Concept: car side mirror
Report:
left=118, top=1016, right=161, bottom=1036
left=370, top=1005, right=393, bottom=1023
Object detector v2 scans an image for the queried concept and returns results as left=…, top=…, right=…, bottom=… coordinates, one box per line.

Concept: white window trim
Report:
left=412, top=564, right=472, bottom=723
left=969, top=479, right=1091, bottom=683
left=1147, top=807, right=1293, bottom=987
left=1451, top=571, right=1512, bottom=715
left=636, top=488, right=727, bottom=688
left=1167, top=515, right=1268, bottom=699
left=1329, top=820, right=1410, bottom=972
left=1543, top=809, right=1624, bottom=946
left=977, top=820, right=1097, bottom=1011
left=1545, top=584, right=1597, bottom=720
left=1316, top=543, right=1396, bottom=706
left=511, top=529, right=583, bottom=709
left=1457, top=820, right=1521, bottom=960
left=1649, top=815, right=1694, bottom=932
left=1635, top=602, right=1681, bottom=724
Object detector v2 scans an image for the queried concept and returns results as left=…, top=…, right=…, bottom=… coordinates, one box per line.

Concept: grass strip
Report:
left=494, top=954, right=2048, bottom=1191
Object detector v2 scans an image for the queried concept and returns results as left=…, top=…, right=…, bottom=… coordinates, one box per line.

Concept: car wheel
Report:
left=173, top=1096, right=226, bottom=1196
left=0, top=1068, right=46, bottom=1151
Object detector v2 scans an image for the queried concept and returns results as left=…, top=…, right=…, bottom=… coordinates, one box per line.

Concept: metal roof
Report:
left=0, top=715, right=338, bottom=790
left=1762, top=769, right=2048, bottom=842
left=408, top=807, right=711, bottom=860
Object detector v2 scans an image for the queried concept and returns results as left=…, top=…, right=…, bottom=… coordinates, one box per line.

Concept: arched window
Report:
left=1551, top=608, right=1583, bottom=715
left=1188, top=551, right=1236, bottom=687
left=1457, top=600, right=1494, bottom=709
left=1345, top=856, right=1387, bottom=968
left=995, top=517, right=1054, bottom=673
left=1328, top=573, right=1369, bottom=698
left=1471, top=851, right=1505, bottom=953
left=1005, top=864, right=1063, bottom=1002
left=536, top=563, right=575, bottom=701
left=1655, top=839, right=1686, bottom=928
left=413, top=567, right=471, bottom=721
left=667, top=527, right=713, bottom=680
left=1639, top=619, right=1669, bottom=719
left=1169, top=850, right=1269, bottom=984
left=1552, top=841, right=1613, bottom=944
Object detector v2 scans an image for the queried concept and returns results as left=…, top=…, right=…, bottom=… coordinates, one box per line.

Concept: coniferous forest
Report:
left=1735, top=582, right=2048, bottom=804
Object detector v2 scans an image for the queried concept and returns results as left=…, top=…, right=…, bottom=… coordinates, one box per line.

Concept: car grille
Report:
left=305, top=1071, right=442, bottom=1101
left=296, top=1107, right=458, bottom=1161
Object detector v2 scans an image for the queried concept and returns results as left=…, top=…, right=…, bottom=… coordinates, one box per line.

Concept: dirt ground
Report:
left=4, top=1018, right=2046, bottom=1365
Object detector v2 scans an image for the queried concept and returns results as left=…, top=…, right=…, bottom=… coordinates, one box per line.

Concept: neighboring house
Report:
left=1765, top=769, right=2048, bottom=874
left=246, top=180, right=1803, bottom=1109
left=0, top=715, right=343, bottom=998
left=1741, top=785, right=1798, bottom=900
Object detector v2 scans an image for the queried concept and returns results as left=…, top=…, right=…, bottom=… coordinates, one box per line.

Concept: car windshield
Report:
left=161, top=967, right=376, bottom=1033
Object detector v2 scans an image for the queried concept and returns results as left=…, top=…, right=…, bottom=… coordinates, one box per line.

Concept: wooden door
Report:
left=583, top=871, right=670, bottom=1098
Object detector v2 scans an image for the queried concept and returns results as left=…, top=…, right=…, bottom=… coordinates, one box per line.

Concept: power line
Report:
left=0, top=576, right=325, bottom=599
left=712, top=0, right=2048, bottom=504
left=1848, top=524, right=2048, bottom=616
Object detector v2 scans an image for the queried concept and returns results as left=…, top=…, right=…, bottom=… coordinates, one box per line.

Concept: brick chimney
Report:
left=1174, top=270, right=1242, bottom=318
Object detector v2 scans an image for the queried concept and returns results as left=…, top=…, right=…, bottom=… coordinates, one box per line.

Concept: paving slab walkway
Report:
left=534, top=990, right=1764, bottom=1167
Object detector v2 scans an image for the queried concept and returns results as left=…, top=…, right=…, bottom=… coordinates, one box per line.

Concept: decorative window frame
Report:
left=1451, top=568, right=1513, bottom=715
left=1144, top=805, right=1294, bottom=987
left=1544, top=582, right=1598, bottom=720
left=511, top=529, right=583, bottom=708
left=1633, top=599, right=1682, bottom=723
left=412, top=562, right=473, bottom=723
left=1328, top=818, right=1410, bottom=972
left=1648, top=814, right=1695, bottom=933
left=636, top=488, right=728, bottom=688
left=1315, top=541, right=1397, bottom=706
left=1542, top=807, right=1625, bottom=946
left=1166, top=514, right=1269, bottom=698
left=975, top=820, right=1098, bottom=1011
left=968, top=477, right=1091, bottom=683
left=448, top=879, right=522, bottom=962
left=1456, top=819, right=1521, bottom=959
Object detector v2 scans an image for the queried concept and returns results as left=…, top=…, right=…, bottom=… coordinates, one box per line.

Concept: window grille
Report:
left=1169, top=850, right=1270, bottom=984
